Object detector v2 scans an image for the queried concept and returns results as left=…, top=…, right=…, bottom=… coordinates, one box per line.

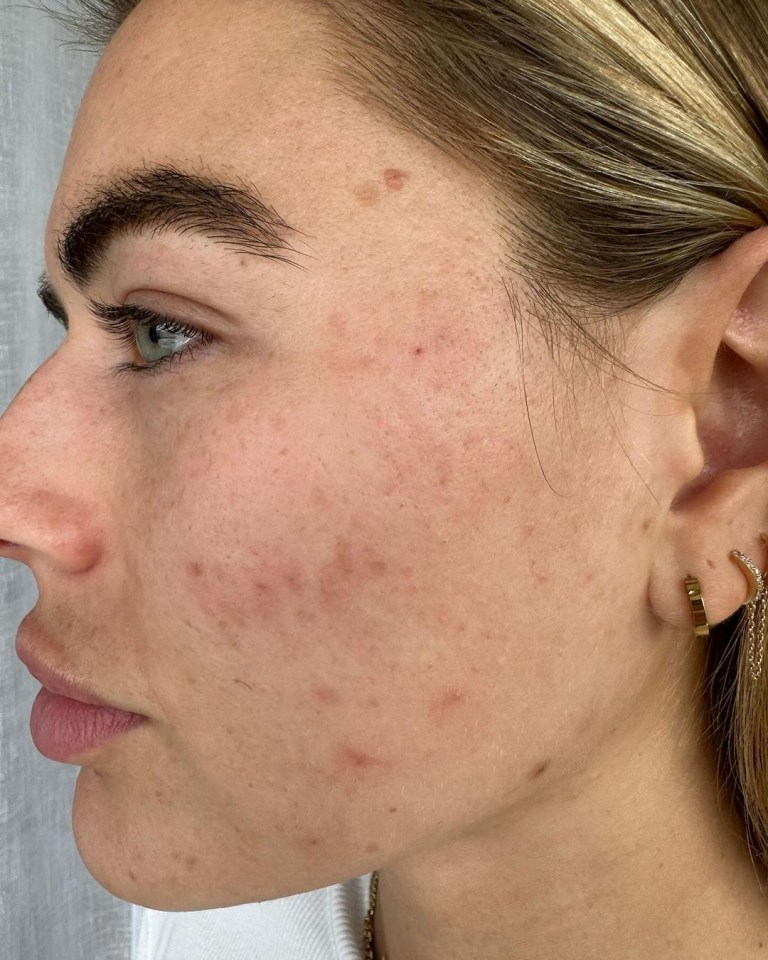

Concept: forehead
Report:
left=49, top=0, right=495, bottom=267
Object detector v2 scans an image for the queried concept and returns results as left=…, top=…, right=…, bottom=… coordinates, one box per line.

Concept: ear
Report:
left=647, top=225, right=768, bottom=632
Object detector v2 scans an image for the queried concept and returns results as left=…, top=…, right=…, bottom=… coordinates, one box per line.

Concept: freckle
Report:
left=412, top=345, right=424, bottom=356
left=309, top=837, right=321, bottom=846
left=369, top=558, right=387, bottom=576
left=312, top=684, right=341, bottom=705
left=642, top=519, right=651, bottom=532
left=585, top=570, right=595, bottom=582
left=128, top=869, right=137, bottom=880
left=367, top=698, right=380, bottom=707
left=388, top=807, right=398, bottom=814
left=185, top=856, right=198, bottom=870
left=365, top=842, right=380, bottom=853
left=706, top=558, right=715, bottom=568
left=171, top=851, right=180, bottom=861
left=530, top=759, right=550, bottom=779
left=311, top=487, right=330, bottom=507
left=280, top=447, right=288, bottom=456
left=353, top=182, right=379, bottom=206
left=383, top=167, right=407, bottom=190
left=154, top=790, right=163, bottom=799
left=187, top=560, right=204, bottom=578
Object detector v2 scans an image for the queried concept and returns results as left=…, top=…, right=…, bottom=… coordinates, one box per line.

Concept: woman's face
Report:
left=0, top=0, right=677, bottom=908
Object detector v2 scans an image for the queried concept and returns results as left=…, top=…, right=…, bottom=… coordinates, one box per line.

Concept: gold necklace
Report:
left=363, top=870, right=388, bottom=960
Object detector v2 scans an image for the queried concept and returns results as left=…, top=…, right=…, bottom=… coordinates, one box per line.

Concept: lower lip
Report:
left=30, top=687, right=146, bottom=762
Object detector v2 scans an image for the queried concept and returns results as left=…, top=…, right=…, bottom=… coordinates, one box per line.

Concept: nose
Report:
left=0, top=346, right=104, bottom=574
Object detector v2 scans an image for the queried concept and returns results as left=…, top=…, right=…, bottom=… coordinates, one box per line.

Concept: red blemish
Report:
left=339, top=745, right=386, bottom=768
left=383, top=168, right=407, bottom=190
left=412, top=345, right=424, bottom=356
left=353, top=182, right=379, bottom=206
left=434, top=688, right=466, bottom=710
left=312, top=685, right=341, bottom=705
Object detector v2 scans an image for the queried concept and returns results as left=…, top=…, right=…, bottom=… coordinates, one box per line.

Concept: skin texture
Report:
left=3, top=0, right=768, bottom=957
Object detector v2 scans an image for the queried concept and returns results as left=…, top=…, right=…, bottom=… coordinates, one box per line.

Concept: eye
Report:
left=86, top=298, right=215, bottom=379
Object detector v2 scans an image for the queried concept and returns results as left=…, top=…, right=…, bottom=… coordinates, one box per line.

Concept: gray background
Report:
left=0, top=2, right=135, bottom=956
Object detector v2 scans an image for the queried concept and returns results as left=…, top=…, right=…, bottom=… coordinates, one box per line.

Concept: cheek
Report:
left=137, top=346, right=517, bottom=689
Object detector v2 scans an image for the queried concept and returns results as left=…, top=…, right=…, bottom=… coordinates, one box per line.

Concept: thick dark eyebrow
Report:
left=45, top=161, right=310, bottom=299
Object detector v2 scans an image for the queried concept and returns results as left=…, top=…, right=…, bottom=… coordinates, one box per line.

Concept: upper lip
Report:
left=16, top=619, right=134, bottom=711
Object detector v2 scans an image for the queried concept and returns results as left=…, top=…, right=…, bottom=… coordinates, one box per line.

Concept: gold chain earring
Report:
left=731, top=533, right=768, bottom=682
left=685, top=533, right=768, bottom=682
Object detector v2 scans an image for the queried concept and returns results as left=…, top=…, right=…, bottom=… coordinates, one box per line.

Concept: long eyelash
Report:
left=86, top=297, right=213, bottom=380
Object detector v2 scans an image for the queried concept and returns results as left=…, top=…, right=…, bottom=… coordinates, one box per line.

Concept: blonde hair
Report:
left=46, top=0, right=768, bottom=867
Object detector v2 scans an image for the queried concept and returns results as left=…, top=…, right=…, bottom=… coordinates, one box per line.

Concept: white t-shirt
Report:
left=131, top=873, right=372, bottom=959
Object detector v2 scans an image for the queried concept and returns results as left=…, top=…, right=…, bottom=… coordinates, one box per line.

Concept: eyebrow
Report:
left=37, top=161, right=310, bottom=323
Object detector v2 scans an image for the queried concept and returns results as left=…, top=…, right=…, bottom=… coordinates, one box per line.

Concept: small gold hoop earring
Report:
left=684, top=575, right=710, bottom=640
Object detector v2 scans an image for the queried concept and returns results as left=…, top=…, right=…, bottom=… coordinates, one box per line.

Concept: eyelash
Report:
left=86, top=298, right=214, bottom=380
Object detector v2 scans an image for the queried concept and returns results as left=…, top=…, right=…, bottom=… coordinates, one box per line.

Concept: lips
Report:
left=16, top=616, right=140, bottom=712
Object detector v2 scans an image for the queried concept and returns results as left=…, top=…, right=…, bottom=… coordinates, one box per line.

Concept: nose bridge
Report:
left=0, top=348, right=105, bottom=571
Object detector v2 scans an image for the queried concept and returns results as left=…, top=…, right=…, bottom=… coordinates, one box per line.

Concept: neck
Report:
left=372, top=665, right=768, bottom=960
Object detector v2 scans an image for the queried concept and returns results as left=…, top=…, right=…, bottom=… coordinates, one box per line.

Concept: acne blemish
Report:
left=312, top=684, right=341, bottom=705
left=412, top=345, right=425, bottom=356
left=383, top=167, right=408, bottom=190
left=339, top=744, right=388, bottom=769
left=353, top=181, right=379, bottom=207
left=433, top=688, right=466, bottom=710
